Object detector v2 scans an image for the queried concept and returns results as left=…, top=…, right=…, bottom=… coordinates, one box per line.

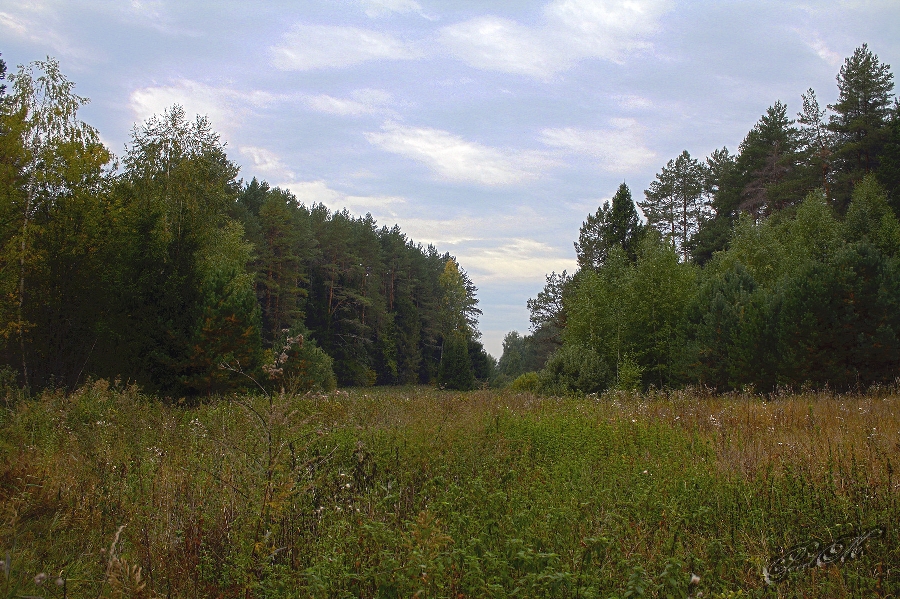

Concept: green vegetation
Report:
left=0, top=56, right=488, bottom=396
left=506, top=44, right=900, bottom=395
left=2, top=384, right=898, bottom=597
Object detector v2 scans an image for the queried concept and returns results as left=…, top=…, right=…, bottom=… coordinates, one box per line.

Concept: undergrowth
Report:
left=1, top=382, right=898, bottom=597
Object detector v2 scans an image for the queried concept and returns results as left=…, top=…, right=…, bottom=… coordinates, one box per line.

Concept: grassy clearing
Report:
left=1, top=382, right=898, bottom=598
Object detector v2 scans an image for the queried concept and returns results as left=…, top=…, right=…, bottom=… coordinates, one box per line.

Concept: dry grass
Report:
left=1, top=381, right=898, bottom=598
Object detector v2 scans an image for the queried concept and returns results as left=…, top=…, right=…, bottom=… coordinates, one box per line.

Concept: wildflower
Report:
left=690, top=573, right=701, bottom=585
left=34, top=573, right=47, bottom=585
left=56, top=577, right=65, bottom=587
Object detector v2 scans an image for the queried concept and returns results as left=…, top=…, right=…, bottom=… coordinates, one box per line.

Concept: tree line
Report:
left=0, top=54, right=489, bottom=395
left=499, top=44, right=900, bottom=393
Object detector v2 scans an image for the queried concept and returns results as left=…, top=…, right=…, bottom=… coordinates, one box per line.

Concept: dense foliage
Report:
left=504, top=44, right=900, bottom=393
left=0, top=56, right=486, bottom=395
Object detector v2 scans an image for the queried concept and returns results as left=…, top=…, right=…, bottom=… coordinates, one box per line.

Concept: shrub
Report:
left=509, top=371, right=540, bottom=392
left=263, top=329, right=337, bottom=393
left=538, top=343, right=610, bottom=395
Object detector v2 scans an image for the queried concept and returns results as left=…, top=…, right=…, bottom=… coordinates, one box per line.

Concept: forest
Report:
left=0, top=53, right=491, bottom=396
left=2, top=44, right=900, bottom=599
left=2, top=44, right=899, bottom=397
left=497, top=44, right=900, bottom=394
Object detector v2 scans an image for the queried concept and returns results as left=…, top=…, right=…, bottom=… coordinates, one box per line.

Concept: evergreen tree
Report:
left=876, top=99, right=900, bottom=214
left=688, top=147, right=739, bottom=264
left=829, top=44, right=895, bottom=208
left=575, top=183, right=643, bottom=270
left=0, top=53, right=6, bottom=98
left=640, top=150, right=707, bottom=261
left=607, top=183, right=644, bottom=259
left=736, top=101, right=803, bottom=216
left=437, top=332, right=474, bottom=390
left=777, top=242, right=900, bottom=389
left=574, top=201, right=611, bottom=271
left=467, top=338, right=494, bottom=382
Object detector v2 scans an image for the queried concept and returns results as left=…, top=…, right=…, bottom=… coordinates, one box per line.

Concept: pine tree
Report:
left=639, top=151, right=707, bottom=261
left=575, top=183, right=643, bottom=270
left=828, top=44, right=895, bottom=208
left=688, top=147, right=739, bottom=264
left=438, top=332, right=474, bottom=390
left=574, top=202, right=611, bottom=271
left=736, top=101, right=802, bottom=216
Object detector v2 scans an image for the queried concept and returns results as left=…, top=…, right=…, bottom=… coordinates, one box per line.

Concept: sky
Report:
left=1, top=0, right=899, bottom=358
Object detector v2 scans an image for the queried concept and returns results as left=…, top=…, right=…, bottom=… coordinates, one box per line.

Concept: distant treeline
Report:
left=0, top=55, right=489, bottom=395
left=499, top=44, right=900, bottom=393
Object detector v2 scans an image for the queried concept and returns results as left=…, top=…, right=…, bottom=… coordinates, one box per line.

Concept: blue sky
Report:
left=1, top=0, right=898, bottom=358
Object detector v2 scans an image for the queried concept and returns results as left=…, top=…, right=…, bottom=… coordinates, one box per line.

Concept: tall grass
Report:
left=1, top=381, right=897, bottom=597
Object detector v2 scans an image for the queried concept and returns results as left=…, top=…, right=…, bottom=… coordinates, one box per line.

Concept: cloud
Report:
left=280, top=180, right=407, bottom=215
left=398, top=214, right=576, bottom=278
left=799, top=31, right=843, bottom=66
left=458, top=238, right=576, bottom=282
left=239, top=146, right=294, bottom=179
left=540, top=119, right=656, bottom=172
left=365, top=122, right=557, bottom=186
left=439, top=17, right=561, bottom=78
left=270, top=24, right=422, bottom=70
left=304, top=89, right=393, bottom=116
left=615, top=94, right=653, bottom=109
left=0, top=9, right=87, bottom=60
left=360, top=0, right=423, bottom=18
left=440, top=0, right=672, bottom=78
left=396, top=207, right=577, bottom=281
left=129, top=79, right=275, bottom=133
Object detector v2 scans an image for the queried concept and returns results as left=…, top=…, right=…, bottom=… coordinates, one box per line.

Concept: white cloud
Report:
left=280, top=180, right=406, bottom=215
left=615, top=94, right=653, bottom=109
left=439, top=17, right=561, bottom=78
left=800, top=32, right=843, bottom=67
left=365, top=122, right=557, bottom=186
left=440, top=0, right=672, bottom=78
left=397, top=214, right=576, bottom=279
left=239, top=146, right=293, bottom=179
left=270, top=24, right=422, bottom=71
left=361, top=0, right=422, bottom=18
left=0, top=9, right=87, bottom=60
left=459, top=238, right=576, bottom=282
left=396, top=207, right=576, bottom=281
left=129, top=79, right=275, bottom=134
left=540, top=119, right=656, bottom=172
left=304, top=89, right=393, bottom=116
left=129, top=0, right=163, bottom=20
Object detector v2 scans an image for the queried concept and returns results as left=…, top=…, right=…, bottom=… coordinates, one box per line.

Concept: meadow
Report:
left=1, top=382, right=898, bottom=598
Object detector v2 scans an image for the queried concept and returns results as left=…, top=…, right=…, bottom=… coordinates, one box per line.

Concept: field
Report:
left=1, top=382, right=898, bottom=598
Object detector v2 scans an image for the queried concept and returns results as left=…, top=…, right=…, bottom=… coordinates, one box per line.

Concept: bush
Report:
left=264, top=329, right=337, bottom=393
left=538, top=344, right=610, bottom=395
left=509, top=371, right=540, bottom=392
